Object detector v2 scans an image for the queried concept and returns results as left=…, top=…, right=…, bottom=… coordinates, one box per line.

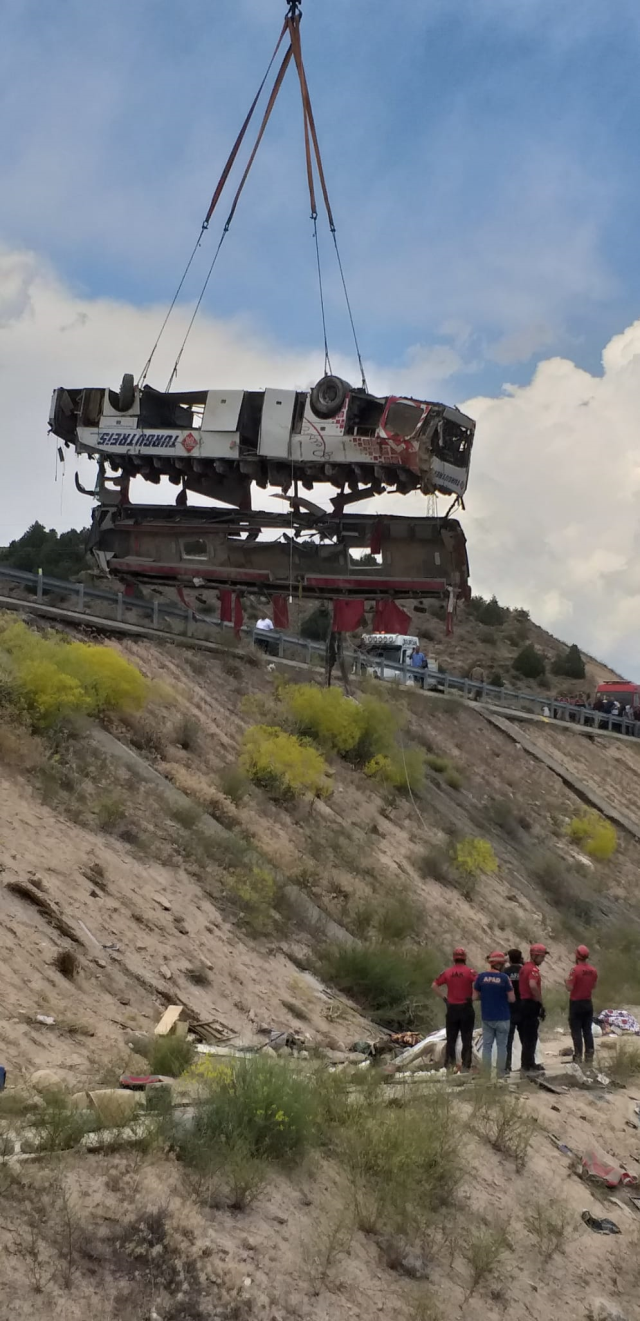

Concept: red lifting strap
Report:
left=204, top=20, right=288, bottom=227
left=222, top=44, right=294, bottom=233
left=287, top=16, right=335, bottom=230
left=203, top=14, right=336, bottom=238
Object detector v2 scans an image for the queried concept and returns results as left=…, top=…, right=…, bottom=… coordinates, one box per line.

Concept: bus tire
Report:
left=309, top=375, right=350, bottom=419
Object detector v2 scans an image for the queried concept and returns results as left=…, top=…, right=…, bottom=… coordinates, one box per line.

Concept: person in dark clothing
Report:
left=519, top=943, right=548, bottom=1072
left=566, top=944, right=598, bottom=1065
left=432, top=947, right=477, bottom=1071
left=504, top=948, right=524, bottom=1073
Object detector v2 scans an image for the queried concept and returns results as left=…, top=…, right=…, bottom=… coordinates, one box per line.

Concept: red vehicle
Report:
left=595, top=682, right=640, bottom=707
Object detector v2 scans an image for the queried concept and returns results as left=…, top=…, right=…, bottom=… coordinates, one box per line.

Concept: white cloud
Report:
left=460, top=328, right=640, bottom=677
left=2, top=245, right=640, bottom=678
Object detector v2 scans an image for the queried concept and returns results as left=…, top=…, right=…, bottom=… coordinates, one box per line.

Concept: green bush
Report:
left=462, top=1221, right=510, bottom=1297
left=148, top=1035, right=196, bottom=1078
left=528, top=849, right=596, bottom=923
left=568, top=811, right=617, bottom=860
left=604, top=1041, right=640, bottom=1083
left=513, top=644, right=546, bottom=679
left=239, top=724, right=332, bottom=801
left=178, top=1056, right=320, bottom=1165
left=300, top=603, right=332, bottom=641
left=418, top=847, right=453, bottom=886
left=597, top=927, right=640, bottom=1005
left=487, top=671, right=504, bottom=688
left=219, top=766, right=250, bottom=803
left=477, top=596, right=506, bottom=626
left=424, top=753, right=462, bottom=788
left=472, top=1085, right=535, bottom=1171
left=551, top=644, right=586, bottom=679
left=525, top=1198, right=573, bottom=1261
left=0, top=618, right=149, bottom=728
left=29, top=1093, right=94, bottom=1152
left=319, top=943, right=442, bottom=1031
left=375, top=895, right=423, bottom=943
left=95, top=793, right=126, bottom=831
left=227, top=864, right=278, bottom=934
left=364, top=747, right=425, bottom=793
left=488, top=798, right=519, bottom=834
left=342, top=1090, right=463, bottom=1239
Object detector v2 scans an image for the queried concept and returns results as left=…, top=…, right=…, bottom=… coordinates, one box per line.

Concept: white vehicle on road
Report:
left=359, top=633, right=439, bottom=686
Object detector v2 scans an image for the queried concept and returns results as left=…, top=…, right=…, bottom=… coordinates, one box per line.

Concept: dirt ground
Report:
left=0, top=1032, right=639, bottom=1321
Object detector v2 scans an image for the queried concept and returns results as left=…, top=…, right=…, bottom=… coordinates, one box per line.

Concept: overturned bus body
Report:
left=88, top=504, right=470, bottom=601
left=49, top=374, right=475, bottom=507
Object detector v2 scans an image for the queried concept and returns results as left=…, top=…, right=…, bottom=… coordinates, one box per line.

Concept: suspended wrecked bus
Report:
left=49, top=373, right=475, bottom=508
left=87, top=502, right=471, bottom=603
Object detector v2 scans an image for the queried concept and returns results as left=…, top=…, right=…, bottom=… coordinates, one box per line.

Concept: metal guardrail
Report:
left=1, top=564, right=638, bottom=738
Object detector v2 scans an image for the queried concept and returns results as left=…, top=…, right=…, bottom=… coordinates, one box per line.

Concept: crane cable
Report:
left=149, top=4, right=368, bottom=394
left=139, top=18, right=289, bottom=387
left=287, top=13, right=368, bottom=390
left=166, top=41, right=294, bottom=391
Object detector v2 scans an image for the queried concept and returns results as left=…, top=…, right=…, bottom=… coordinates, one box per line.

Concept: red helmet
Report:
left=453, top=947, right=467, bottom=961
left=576, top=944, right=590, bottom=960
left=488, top=950, right=506, bottom=963
left=530, top=943, right=548, bottom=956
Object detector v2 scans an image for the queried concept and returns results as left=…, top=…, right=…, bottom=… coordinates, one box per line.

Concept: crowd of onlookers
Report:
left=548, top=692, right=640, bottom=731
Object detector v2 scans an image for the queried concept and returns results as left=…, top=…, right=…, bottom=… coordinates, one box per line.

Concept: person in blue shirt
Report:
left=410, top=647, right=426, bottom=687
left=473, top=952, right=515, bottom=1077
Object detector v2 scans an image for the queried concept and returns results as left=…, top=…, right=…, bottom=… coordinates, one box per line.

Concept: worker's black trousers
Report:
left=519, top=1000, right=541, bottom=1071
left=505, top=1012, right=523, bottom=1072
left=569, top=999, right=594, bottom=1062
left=445, top=1003, right=475, bottom=1070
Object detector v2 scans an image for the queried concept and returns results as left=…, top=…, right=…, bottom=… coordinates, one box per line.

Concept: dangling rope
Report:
left=332, top=232, right=367, bottom=391
left=313, top=216, right=331, bottom=377
left=165, top=231, right=227, bottom=392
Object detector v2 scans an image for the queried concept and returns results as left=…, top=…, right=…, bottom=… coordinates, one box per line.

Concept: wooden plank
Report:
left=154, top=1005, right=187, bottom=1037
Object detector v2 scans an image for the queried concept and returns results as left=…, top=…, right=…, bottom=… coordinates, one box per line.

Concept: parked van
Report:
left=359, top=633, right=439, bottom=686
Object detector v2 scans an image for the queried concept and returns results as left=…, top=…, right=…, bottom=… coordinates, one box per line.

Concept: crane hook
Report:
left=286, top=0, right=302, bottom=17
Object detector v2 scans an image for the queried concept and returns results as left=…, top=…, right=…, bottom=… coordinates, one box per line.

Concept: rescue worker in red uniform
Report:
left=432, top=947, right=477, bottom=1071
left=566, top=945, right=598, bottom=1065
left=519, top=943, right=548, bottom=1072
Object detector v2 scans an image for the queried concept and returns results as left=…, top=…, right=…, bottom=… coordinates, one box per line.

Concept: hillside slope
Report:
left=1, top=614, right=640, bottom=1321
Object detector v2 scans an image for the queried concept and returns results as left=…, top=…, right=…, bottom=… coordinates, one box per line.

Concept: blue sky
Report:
left=3, top=0, right=640, bottom=401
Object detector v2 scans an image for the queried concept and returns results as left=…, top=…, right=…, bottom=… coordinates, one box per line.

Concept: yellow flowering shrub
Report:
left=281, top=683, right=400, bottom=765
left=453, top=837, right=498, bottom=877
left=239, top=725, right=332, bottom=800
left=0, top=617, right=148, bottom=728
left=568, top=811, right=617, bottom=860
